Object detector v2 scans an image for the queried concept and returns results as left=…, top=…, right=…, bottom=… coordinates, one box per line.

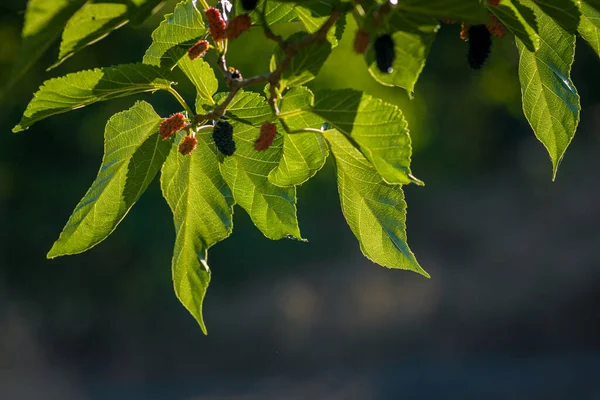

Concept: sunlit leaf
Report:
left=48, top=101, right=170, bottom=258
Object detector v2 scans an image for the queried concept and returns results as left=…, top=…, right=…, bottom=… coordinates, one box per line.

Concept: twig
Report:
left=193, top=9, right=343, bottom=125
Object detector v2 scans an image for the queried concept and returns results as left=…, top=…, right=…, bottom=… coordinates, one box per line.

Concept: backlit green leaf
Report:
left=51, top=0, right=165, bottom=69
left=2, top=0, right=85, bottom=96
left=218, top=116, right=303, bottom=240
left=271, top=31, right=332, bottom=87
left=578, top=0, right=600, bottom=56
left=489, top=0, right=540, bottom=51
left=47, top=101, right=170, bottom=258
left=177, top=57, right=219, bottom=110
left=324, top=129, right=427, bottom=277
left=517, top=0, right=580, bottom=179
left=396, top=0, right=488, bottom=22
left=161, top=130, right=235, bottom=334
left=270, top=87, right=328, bottom=187
left=13, top=63, right=172, bottom=132
left=532, top=0, right=581, bottom=34
left=143, top=0, right=206, bottom=69
left=312, top=89, right=421, bottom=186
left=368, top=12, right=439, bottom=94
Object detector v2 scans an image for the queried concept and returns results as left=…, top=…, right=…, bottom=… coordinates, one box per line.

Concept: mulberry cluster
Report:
left=205, top=7, right=252, bottom=42
left=254, top=122, right=277, bottom=151
left=188, top=39, right=209, bottom=60
left=159, top=113, right=186, bottom=140
left=374, top=34, right=395, bottom=73
left=353, top=30, right=370, bottom=54
left=241, top=0, right=258, bottom=11
left=467, top=25, right=492, bottom=70
left=225, top=14, right=252, bottom=40
left=205, top=7, right=227, bottom=41
left=179, top=135, right=198, bottom=156
left=213, top=121, right=236, bottom=156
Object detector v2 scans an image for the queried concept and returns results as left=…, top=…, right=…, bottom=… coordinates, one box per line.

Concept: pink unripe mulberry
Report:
left=179, top=135, right=198, bottom=156
left=159, top=113, right=186, bottom=140
left=188, top=39, right=210, bottom=60
left=205, top=7, right=227, bottom=41
left=254, top=122, right=277, bottom=151
left=225, top=14, right=252, bottom=40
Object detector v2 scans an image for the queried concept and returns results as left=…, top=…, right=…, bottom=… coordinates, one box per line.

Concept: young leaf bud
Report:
left=205, top=7, right=227, bottom=41
left=188, top=39, right=210, bottom=60
left=159, top=113, right=186, bottom=140
left=179, top=135, right=198, bottom=156
left=213, top=120, right=236, bottom=156
left=354, top=30, right=370, bottom=54
left=255, top=122, right=277, bottom=151
left=374, top=34, right=395, bottom=73
left=467, top=25, right=492, bottom=69
left=241, top=0, right=259, bottom=11
left=225, top=14, right=252, bottom=40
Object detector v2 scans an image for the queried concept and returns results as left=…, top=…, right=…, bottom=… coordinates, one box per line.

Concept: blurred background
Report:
left=1, top=1, right=600, bottom=399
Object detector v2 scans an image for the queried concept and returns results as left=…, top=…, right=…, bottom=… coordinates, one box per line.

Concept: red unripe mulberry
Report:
left=205, top=7, right=227, bottom=41
left=225, top=14, right=252, bottom=40
left=179, top=135, right=198, bottom=156
left=488, top=0, right=502, bottom=6
left=255, top=122, right=277, bottom=151
left=486, top=15, right=505, bottom=37
left=188, top=39, right=209, bottom=60
left=353, top=30, right=370, bottom=54
left=460, top=22, right=471, bottom=41
left=159, top=113, right=186, bottom=140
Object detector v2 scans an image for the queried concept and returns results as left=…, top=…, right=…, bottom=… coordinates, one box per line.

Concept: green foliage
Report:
left=517, top=0, right=580, bottom=178
left=8, top=0, right=600, bottom=332
left=48, top=101, right=170, bottom=258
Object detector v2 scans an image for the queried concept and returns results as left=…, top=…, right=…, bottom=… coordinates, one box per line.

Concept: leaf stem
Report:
left=167, top=87, right=194, bottom=116
left=197, top=0, right=210, bottom=11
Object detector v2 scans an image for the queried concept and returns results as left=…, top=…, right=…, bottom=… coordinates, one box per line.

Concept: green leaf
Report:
left=367, top=12, right=439, bottom=94
left=278, top=86, right=323, bottom=131
left=578, top=0, right=600, bottom=56
left=47, top=101, right=170, bottom=258
left=324, top=129, right=427, bottom=277
left=143, top=0, right=206, bottom=69
left=13, top=63, right=172, bottom=133
left=269, top=130, right=329, bottom=187
left=294, top=5, right=339, bottom=45
left=161, top=130, right=235, bottom=334
left=396, top=0, right=489, bottom=22
left=239, top=0, right=297, bottom=24
left=51, top=0, right=165, bottom=69
left=216, top=91, right=274, bottom=126
left=489, top=0, right=540, bottom=52
left=2, top=0, right=86, bottom=96
left=271, top=31, right=332, bottom=87
left=312, top=89, right=421, bottom=186
left=532, top=0, right=581, bottom=34
left=517, top=1, right=580, bottom=179
left=269, top=87, right=328, bottom=187
left=177, top=57, right=219, bottom=110
left=218, top=109, right=302, bottom=240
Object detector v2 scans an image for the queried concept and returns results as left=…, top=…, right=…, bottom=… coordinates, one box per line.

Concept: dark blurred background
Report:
left=1, top=1, right=600, bottom=399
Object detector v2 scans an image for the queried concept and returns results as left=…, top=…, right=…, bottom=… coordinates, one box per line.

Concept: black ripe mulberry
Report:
left=241, top=0, right=259, bottom=11
left=467, top=25, right=492, bottom=70
left=213, top=120, right=236, bottom=156
left=374, top=34, right=395, bottom=73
